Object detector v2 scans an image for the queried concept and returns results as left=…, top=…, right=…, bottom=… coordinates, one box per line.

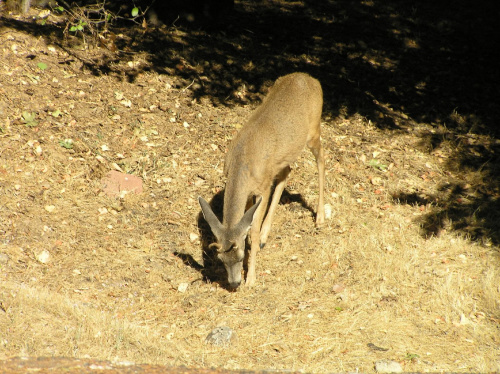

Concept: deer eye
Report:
left=224, top=243, right=238, bottom=253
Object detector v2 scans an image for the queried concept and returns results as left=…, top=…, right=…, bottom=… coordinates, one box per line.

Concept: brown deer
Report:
left=199, top=72, right=325, bottom=289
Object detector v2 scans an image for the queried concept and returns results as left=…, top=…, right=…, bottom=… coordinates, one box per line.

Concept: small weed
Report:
left=70, top=19, right=87, bottom=33
left=368, top=159, right=388, bottom=171
left=37, top=62, right=48, bottom=71
left=108, top=105, right=117, bottom=116
left=50, top=109, right=62, bottom=118
left=404, top=353, right=420, bottom=362
left=22, top=111, right=38, bottom=127
left=59, top=139, right=74, bottom=149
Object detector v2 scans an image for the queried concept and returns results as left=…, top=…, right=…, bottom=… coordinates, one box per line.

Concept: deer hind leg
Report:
left=307, top=134, right=325, bottom=226
left=245, top=188, right=271, bottom=287
left=260, top=166, right=291, bottom=245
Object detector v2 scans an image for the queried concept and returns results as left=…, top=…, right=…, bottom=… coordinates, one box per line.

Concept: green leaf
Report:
left=59, top=139, right=74, bottom=149
left=70, top=25, right=77, bottom=32
left=405, top=353, right=420, bottom=361
left=368, top=159, right=387, bottom=171
left=37, top=62, right=48, bottom=70
left=131, top=7, right=139, bottom=17
left=55, top=6, right=64, bottom=12
left=22, top=111, right=33, bottom=121
left=22, top=111, right=38, bottom=127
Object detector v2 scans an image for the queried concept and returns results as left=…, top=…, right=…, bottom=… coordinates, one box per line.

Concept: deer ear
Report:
left=208, top=242, right=223, bottom=252
left=235, top=196, right=262, bottom=236
left=199, top=197, right=223, bottom=239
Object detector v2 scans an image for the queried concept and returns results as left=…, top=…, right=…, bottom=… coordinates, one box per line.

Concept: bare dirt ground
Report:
left=1, top=1, right=499, bottom=372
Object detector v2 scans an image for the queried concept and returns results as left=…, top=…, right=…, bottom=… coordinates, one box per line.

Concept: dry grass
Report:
left=1, top=6, right=500, bottom=373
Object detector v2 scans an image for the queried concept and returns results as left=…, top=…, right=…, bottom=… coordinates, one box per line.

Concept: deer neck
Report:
left=222, top=169, right=252, bottom=228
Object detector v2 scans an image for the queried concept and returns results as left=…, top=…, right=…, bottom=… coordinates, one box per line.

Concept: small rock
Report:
left=120, top=99, right=132, bottom=108
left=324, top=203, right=333, bottom=220
left=194, top=178, right=205, bottom=187
left=177, top=283, right=189, bottom=293
left=101, top=171, right=143, bottom=197
left=206, top=326, right=237, bottom=347
left=189, top=233, right=199, bottom=242
left=375, top=360, right=402, bottom=373
left=0, top=253, right=10, bottom=264
left=98, top=207, right=109, bottom=215
left=332, top=283, right=345, bottom=293
left=459, top=313, right=471, bottom=326
left=36, top=250, right=51, bottom=264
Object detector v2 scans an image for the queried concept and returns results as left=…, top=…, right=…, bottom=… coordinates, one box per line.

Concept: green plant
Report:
left=37, top=62, right=48, bottom=71
left=59, top=139, right=74, bottom=149
left=21, top=111, right=38, bottom=127
left=405, top=352, right=420, bottom=361
left=50, top=109, right=62, bottom=118
left=368, top=158, right=388, bottom=171
left=70, top=19, right=87, bottom=32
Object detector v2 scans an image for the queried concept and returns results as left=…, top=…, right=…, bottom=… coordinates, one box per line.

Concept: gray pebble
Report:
left=205, top=326, right=237, bottom=346
left=375, top=359, right=403, bottom=373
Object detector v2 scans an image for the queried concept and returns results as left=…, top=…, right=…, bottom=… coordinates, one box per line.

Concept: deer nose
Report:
left=228, top=280, right=241, bottom=289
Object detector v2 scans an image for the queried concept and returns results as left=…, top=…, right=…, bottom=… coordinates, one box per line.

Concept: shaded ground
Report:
left=6, top=0, right=498, bottom=244
left=1, top=0, right=499, bottom=372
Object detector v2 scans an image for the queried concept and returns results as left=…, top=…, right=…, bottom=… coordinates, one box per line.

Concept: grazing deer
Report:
left=199, top=72, right=325, bottom=289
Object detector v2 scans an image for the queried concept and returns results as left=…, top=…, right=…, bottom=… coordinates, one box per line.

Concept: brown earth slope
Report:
left=1, top=1, right=499, bottom=372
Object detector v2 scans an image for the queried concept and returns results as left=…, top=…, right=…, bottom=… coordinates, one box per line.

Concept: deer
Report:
left=198, top=72, right=325, bottom=289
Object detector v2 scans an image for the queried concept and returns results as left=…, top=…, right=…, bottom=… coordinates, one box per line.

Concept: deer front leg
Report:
left=245, top=230, right=259, bottom=288
left=245, top=191, right=270, bottom=287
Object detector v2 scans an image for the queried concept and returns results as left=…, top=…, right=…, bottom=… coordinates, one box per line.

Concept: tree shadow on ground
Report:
left=2, top=0, right=498, bottom=245
left=393, top=176, right=500, bottom=246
